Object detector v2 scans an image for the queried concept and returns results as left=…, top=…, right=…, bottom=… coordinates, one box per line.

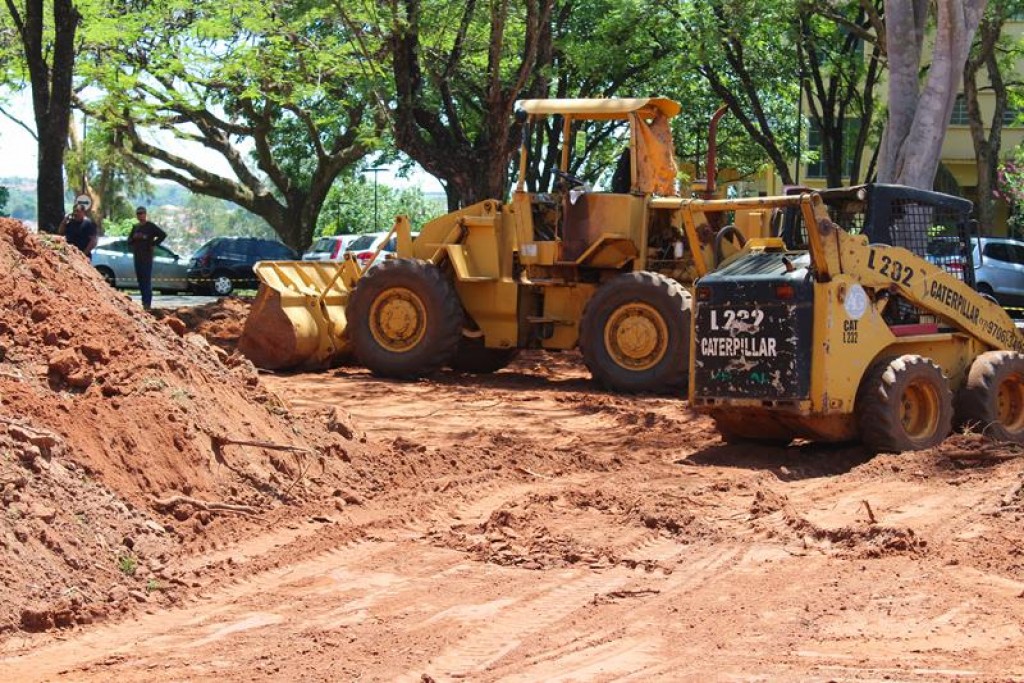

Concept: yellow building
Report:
left=789, top=18, right=1024, bottom=235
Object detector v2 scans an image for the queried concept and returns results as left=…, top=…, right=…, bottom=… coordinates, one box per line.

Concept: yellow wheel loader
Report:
left=682, top=184, right=1024, bottom=451
left=239, top=97, right=760, bottom=392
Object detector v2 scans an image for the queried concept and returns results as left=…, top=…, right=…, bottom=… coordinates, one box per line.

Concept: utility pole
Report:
left=365, top=167, right=384, bottom=230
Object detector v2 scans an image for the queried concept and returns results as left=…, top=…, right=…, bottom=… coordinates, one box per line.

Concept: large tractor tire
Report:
left=346, top=258, right=463, bottom=378
left=580, top=271, right=691, bottom=394
left=449, top=337, right=520, bottom=374
left=856, top=354, right=953, bottom=453
left=957, top=351, right=1024, bottom=443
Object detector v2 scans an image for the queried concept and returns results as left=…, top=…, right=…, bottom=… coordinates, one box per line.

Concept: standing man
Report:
left=128, top=206, right=167, bottom=311
left=58, top=202, right=98, bottom=259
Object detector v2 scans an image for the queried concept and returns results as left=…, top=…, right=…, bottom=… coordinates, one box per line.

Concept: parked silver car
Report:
left=92, top=238, right=191, bottom=293
left=927, top=235, right=1024, bottom=304
left=973, top=237, right=1024, bottom=303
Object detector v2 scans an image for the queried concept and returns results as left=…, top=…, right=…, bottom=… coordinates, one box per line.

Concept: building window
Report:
left=950, top=95, right=968, bottom=125
left=806, top=119, right=859, bottom=179
left=950, top=94, right=1020, bottom=126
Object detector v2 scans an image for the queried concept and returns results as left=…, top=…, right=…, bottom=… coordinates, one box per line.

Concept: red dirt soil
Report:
left=0, top=218, right=361, bottom=634
left=0, top=216, right=1023, bottom=681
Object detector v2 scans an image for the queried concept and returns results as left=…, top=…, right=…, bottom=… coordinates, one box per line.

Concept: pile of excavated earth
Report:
left=0, top=217, right=363, bottom=633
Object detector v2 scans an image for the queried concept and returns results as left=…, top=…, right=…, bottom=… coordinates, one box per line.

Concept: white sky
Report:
left=0, top=89, right=444, bottom=193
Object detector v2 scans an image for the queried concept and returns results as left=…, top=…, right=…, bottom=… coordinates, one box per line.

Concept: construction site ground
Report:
left=0, top=217, right=1023, bottom=681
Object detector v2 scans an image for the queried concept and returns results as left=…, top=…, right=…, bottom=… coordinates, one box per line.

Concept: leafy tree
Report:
left=340, top=0, right=556, bottom=210
left=520, top=0, right=671, bottom=189
left=962, top=0, right=1024, bottom=228
left=670, top=0, right=804, bottom=186
left=879, top=0, right=988, bottom=188
left=2, top=0, right=82, bottom=231
left=0, top=184, right=8, bottom=216
left=316, top=174, right=444, bottom=238
left=800, top=0, right=886, bottom=187
left=85, top=0, right=380, bottom=252
left=65, top=114, right=151, bottom=225
left=996, top=146, right=1024, bottom=237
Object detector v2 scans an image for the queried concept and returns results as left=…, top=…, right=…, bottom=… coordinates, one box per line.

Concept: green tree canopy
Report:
left=82, top=0, right=382, bottom=251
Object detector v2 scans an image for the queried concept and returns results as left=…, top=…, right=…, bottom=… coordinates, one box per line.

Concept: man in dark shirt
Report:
left=127, top=206, right=168, bottom=311
left=58, top=203, right=98, bottom=259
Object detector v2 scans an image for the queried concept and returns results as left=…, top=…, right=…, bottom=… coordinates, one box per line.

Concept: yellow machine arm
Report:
left=826, top=227, right=1024, bottom=354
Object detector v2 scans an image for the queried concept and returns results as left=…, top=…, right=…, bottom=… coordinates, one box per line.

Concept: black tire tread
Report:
left=579, top=271, right=691, bottom=394
left=856, top=354, right=953, bottom=453
left=957, top=350, right=1024, bottom=443
left=346, top=258, right=463, bottom=378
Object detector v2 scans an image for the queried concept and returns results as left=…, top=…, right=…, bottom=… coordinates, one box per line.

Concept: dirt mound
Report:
left=152, top=297, right=250, bottom=354
left=0, top=219, right=360, bottom=635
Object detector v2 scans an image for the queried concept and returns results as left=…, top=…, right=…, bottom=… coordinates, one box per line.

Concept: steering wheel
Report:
left=554, top=168, right=586, bottom=188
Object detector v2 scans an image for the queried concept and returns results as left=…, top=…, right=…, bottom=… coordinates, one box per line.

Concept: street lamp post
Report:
left=365, top=167, right=384, bottom=231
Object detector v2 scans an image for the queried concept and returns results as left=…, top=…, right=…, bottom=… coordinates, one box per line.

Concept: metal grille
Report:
left=859, top=185, right=975, bottom=287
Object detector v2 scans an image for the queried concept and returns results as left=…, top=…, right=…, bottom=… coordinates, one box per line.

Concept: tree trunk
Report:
left=388, top=0, right=554, bottom=209
left=878, top=0, right=987, bottom=189
left=6, top=0, right=82, bottom=232
left=963, top=6, right=1007, bottom=231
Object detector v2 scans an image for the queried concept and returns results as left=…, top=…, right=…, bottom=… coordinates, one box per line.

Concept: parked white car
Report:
left=302, top=234, right=360, bottom=261
left=345, top=231, right=419, bottom=269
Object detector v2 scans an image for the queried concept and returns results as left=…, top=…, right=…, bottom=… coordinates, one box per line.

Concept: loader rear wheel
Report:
left=346, top=258, right=462, bottom=378
left=580, top=271, right=690, bottom=394
left=856, top=355, right=953, bottom=453
left=449, top=337, right=519, bottom=374
left=957, top=351, right=1024, bottom=443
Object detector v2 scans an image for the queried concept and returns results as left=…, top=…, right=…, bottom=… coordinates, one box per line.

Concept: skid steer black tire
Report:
left=346, top=258, right=463, bottom=378
left=856, top=354, right=953, bottom=453
left=956, top=351, right=1024, bottom=443
left=449, top=337, right=520, bottom=374
left=580, top=271, right=690, bottom=394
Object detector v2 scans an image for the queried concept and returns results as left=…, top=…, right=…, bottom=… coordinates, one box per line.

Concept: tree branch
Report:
left=0, top=103, right=37, bottom=140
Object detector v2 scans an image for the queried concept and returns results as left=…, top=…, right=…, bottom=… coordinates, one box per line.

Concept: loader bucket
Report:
left=238, top=260, right=357, bottom=371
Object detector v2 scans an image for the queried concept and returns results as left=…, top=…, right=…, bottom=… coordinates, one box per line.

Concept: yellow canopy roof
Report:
left=516, top=97, right=681, bottom=120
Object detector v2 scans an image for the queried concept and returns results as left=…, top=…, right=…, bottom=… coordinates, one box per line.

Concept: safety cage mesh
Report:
left=779, top=184, right=975, bottom=288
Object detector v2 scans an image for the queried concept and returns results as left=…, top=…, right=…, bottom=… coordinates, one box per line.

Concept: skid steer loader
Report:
left=239, top=97, right=763, bottom=393
left=681, top=184, right=1024, bottom=451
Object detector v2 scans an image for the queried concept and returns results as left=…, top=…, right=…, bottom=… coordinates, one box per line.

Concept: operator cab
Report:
left=511, top=97, right=683, bottom=270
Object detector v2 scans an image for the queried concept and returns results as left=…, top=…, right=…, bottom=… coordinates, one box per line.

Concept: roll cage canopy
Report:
left=515, top=97, right=681, bottom=121
left=514, top=97, right=681, bottom=196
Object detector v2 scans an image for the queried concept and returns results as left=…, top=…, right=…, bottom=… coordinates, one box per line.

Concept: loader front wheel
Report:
left=580, top=271, right=690, bottom=394
left=957, top=351, right=1024, bottom=443
left=347, top=258, right=462, bottom=378
left=856, top=355, right=953, bottom=453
